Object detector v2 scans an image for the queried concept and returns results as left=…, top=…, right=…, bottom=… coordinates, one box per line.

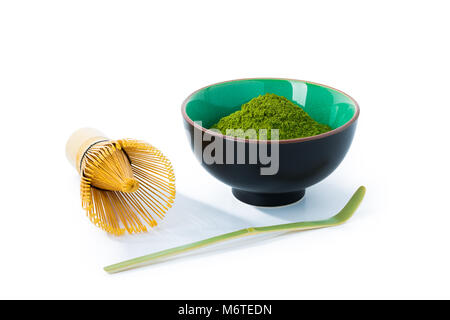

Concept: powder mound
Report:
left=211, top=93, right=332, bottom=140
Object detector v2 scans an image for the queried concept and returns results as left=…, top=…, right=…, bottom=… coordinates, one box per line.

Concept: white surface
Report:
left=0, top=0, right=449, bottom=299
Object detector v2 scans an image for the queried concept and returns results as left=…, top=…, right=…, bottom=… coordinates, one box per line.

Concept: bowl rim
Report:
left=181, top=77, right=360, bottom=144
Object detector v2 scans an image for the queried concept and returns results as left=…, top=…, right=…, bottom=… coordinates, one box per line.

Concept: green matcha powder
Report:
left=211, top=93, right=332, bottom=140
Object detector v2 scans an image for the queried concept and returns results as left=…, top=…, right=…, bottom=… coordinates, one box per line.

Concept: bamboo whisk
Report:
left=66, top=128, right=176, bottom=235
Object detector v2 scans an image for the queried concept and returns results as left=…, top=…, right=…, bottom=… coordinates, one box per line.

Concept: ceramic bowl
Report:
left=181, top=78, right=359, bottom=206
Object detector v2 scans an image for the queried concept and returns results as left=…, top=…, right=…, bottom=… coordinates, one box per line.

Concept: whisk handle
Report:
left=66, top=127, right=108, bottom=172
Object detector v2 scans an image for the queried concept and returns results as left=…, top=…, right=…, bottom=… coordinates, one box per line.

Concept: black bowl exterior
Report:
left=183, top=119, right=357, bottom=198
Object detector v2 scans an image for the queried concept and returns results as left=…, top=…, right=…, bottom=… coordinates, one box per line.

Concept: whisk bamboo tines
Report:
left=66, top=128, right=176, bottom=236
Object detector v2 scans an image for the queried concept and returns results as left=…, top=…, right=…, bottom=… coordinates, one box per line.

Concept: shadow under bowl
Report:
left=181, top=78, right=359, bottom=206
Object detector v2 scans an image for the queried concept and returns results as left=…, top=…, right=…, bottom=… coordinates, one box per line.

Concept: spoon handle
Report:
left=104, top=186, right=366, bottom=274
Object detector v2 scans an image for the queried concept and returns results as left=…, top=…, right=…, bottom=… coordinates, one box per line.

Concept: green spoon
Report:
left=104, top=186, right=366, bottom=274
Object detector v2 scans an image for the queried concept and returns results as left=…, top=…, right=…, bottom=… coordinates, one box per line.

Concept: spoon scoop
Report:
left=104, top=186, right=366, bottom=273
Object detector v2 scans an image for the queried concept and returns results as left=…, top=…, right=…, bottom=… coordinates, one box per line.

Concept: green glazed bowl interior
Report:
left=183, top=78, right=358, bottom=139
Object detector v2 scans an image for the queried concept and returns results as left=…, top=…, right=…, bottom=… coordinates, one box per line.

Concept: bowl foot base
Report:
left=232, top=189, right=305, bottom=207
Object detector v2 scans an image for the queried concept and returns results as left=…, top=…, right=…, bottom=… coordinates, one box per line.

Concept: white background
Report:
left=1, top=0, right=449, bottom=299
